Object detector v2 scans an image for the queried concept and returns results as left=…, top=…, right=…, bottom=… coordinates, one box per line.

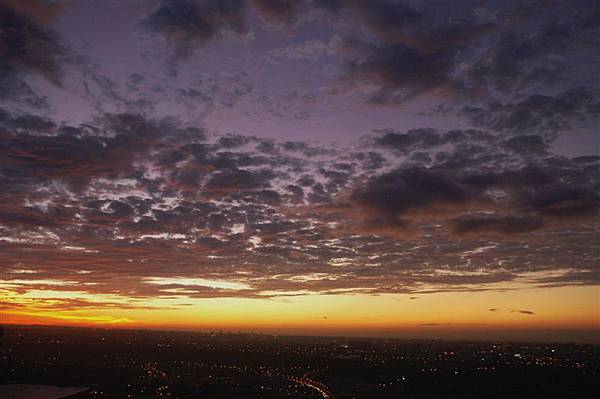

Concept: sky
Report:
left=0, top=0, right=598, bottom=342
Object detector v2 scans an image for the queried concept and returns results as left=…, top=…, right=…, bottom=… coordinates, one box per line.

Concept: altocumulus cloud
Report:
left=1, top=108, right=598, bottom=308
left=0, top=0, right=598, bottom=314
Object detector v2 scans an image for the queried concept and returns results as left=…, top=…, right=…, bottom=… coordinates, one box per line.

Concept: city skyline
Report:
left=0, top=0, right=598, bottom=342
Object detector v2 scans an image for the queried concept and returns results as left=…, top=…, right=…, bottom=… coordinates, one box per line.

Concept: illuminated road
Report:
left=289, top=374, right=333, bottom=398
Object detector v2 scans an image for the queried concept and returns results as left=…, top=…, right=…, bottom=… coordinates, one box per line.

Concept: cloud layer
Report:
left=0, top=0, right=597, bottom=317
left=1, top=109, right=598, bottom=310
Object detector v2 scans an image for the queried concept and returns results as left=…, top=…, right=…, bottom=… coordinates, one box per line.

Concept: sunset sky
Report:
left=0, top=0, right=598, bottom=342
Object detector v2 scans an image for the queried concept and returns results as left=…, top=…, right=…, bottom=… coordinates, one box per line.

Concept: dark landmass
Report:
left=0, top=325, right=598, bottom=398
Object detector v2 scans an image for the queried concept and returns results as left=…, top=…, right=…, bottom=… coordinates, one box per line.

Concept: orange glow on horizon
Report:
left=2, top=285, right=598, bottom=342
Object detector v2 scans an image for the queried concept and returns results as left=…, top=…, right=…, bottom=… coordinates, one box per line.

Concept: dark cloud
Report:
left=175, top=88, right=215, bottom=108
left=285, top=184, right=304, bottom=197
left=138, top=0, right=600, bottom=125
left=502, top=135, right=549, bottom=156
left=466, top=2, right=600, bottom=92
left=0, top=0, right=66, bottom=84
left=489, top=308, right=535, bottom=315
left=325, top=0, right=600, bottom=118
left=372, top=127, right=504, bottom=156
left=351, top=167, right=469, bottom=216
left=205, top=168, right=275, bottom=193
left=252, top=0, right=305, bottom=26
left=528, top=187, right=600, bottom=218
left=450, top=214, right=544, bottom=236
left=511, top=309, right=535, bottom=315
left=350, top=0, right=422, bottom=40
left=4, top=113, right=56, bottom=134
left=572, top=155, right=600, bottom=164
left=77, top=65, right=168, bottom=114
left=0, top=1, right=67, bottom=111
left=338, top=2, right=498, bottom=104
left=342, top=41, right=455, bottom=104
left=218, top=133, right=253, bottom=148
left=0, top=66, right=49, bottom=108
left=338, top=133, right=599, bottom=237
left=463, top=87, right=600, bottom=135
left=127, top=73, right=145, bottom=87
left=372, top=128, right=442, bottom=153
left=0, top=111, right=206, bottom=195
left=142, top=0, right=248, bottom=59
